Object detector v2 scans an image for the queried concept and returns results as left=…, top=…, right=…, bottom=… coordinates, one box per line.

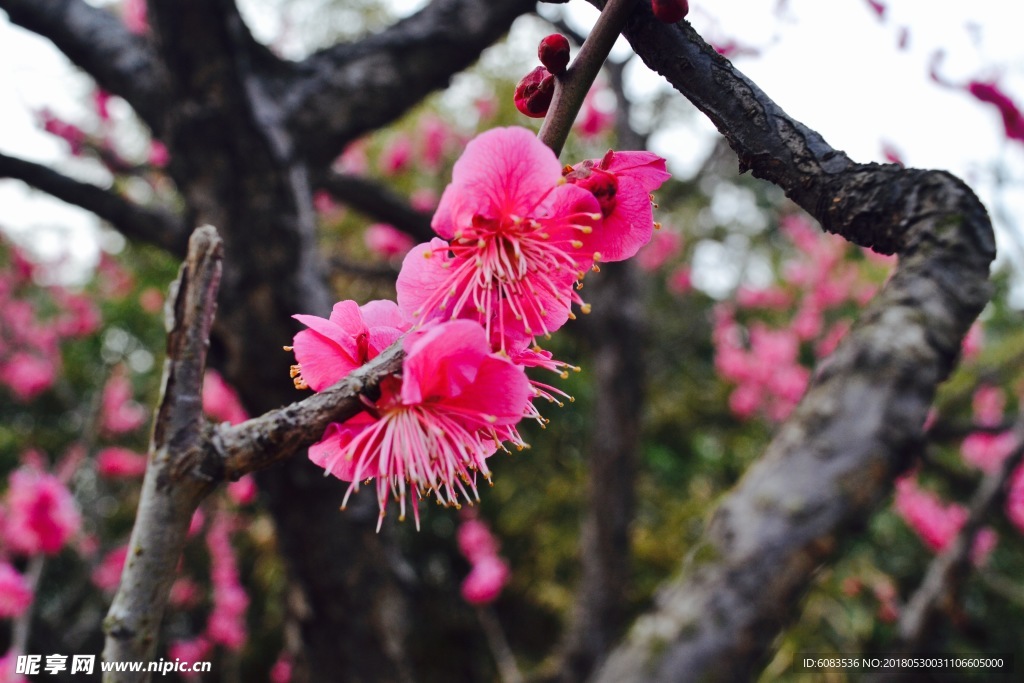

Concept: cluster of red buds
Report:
left=514, top=34, right=571, bottom=118
left=652, top=0, right=689, bottom=23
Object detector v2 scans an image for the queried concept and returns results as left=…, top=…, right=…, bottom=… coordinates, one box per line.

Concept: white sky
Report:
left=1, top=0, right=1023, bottom=286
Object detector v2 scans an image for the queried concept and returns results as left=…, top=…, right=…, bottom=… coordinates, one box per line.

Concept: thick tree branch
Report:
left=585, top=4, right=996, bottom=682
left=0, top=0, right=170, bottom=131
left=316, top=172, right=434, bottom=243
left=284, top=0, right=536, bottom=167
left=0, top=151, right=189, bottom=255
left=102, top=226, right=223, bottom=682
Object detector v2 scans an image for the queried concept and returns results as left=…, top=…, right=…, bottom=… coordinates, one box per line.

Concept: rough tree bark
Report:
left=583, top=3, right=995, bottom=681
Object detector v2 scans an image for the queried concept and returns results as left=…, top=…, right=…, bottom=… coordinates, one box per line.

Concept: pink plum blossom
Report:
left=0, top=353, right=56, bottom=401
left=575, top=87, right=615, bottom=139
left=139, top=287, right=164, bottom=313
left=894, top=476, right=997, bottom=564
left=961, top=322, right=984, bottom=360
left=122, top=0, right=148, bottom=34
left=667, top=266, right=692, bottom=294
left=270, top=653, right=293, bottom=683
left=202, top=369, right=249, bottom=425
left=398, top=127, right=600, bottom=343
left=417, top=115, right=452, bottom=170
left=0, top=563, right=33, bottom=618
left=457, top=518, right=501, bottom=564
left=735, top=286, right=791, bottom=310
left=461, top=555, right=510, bottom=605
left=1007, top=464, right=1024, bottom=534
left=564, top=149, right=670, bottom=262
left=894, top=476, right=965, bottom=552
left=967, top=80, right=1024, bottom=143
left=364, top=223, right=415, bottom=259
left=101, top=369, right=147, bottom=434
left=291, top=299, right=410, bottom=392
left=91, top=544, right=129, bottom=592
left=972, top=385, right=1005, bottom=428
left=94, top=89, right=112, bottom=123
left=961, top=432, right=1017, bottom=473
left=308, top=320, right=531, bottom=529
left=380, top=134, right=413, bottom=176
left=148, top=141, right=170, bottom=168
left=410, top=188, right=438, bottom=212
left=169, top=577, right=202, bottom=608
left=168, top=637, right=211, bottom=679
left=96, top=447, right=148, bottom=479
left=635, top=227, right=682, bottom=272
left=226, top=476, right=257, bottom=506
left=3, top=466, right=80, bottom=555
left=206, top=513, right=248, bottom=650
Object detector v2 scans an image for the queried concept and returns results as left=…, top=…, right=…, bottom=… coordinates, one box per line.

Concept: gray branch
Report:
left=102, top=226, right=224, bottom=682
left=316, top=171, right=435, bottom=243
left=0, top=151, right=189, bottom=255
left=284, top=0, right=537, bottom=167
left=0, top=0, right=170, bottom=131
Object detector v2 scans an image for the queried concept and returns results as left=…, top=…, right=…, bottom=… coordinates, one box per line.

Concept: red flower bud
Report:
left=538, top=34, right=571, bottom=75
left=651, top=0, right=689, bottom=23
left=514, top=66, right=555, bottom=119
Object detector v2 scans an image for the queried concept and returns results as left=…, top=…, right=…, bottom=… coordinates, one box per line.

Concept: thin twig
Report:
left=538, top=0, right=634, bottom=156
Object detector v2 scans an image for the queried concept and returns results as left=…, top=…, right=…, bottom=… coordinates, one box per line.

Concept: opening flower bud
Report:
left=538, top=34, right=571, bottom=75
left=514, top=66, right=555, bottom=119
left=652, top=0, right=689, bottom=23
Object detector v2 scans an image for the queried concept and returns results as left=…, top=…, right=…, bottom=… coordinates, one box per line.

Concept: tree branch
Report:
left=892, top=421, right=1024, bottom=658
left=0, top=0, right=170, bottom=131
left=102, top=226, right=223, bottom=681
left=0, top=151, right=189, bottom=255
left=284, top=0, right=536, bottom=167
left=585, top=4, right=996, bottom=681
left=316, top=172, right=435, bottom=243
left=539, top=0, right=633, bottom=155
left=211, top=342, right=404, bottom=481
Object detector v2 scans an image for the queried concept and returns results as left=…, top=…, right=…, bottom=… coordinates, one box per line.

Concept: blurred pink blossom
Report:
left=410, top=188, right=438, bottom=212
left=894, top=476, right=964, bottom=552
left=101, top=369, right=147, bottom=434
left=96, top=447, right=148, bottom=479
left=91, top=545, right=129, bottom=592
left=364, top=223, right=414, bottom=259
left=0, top=353, right=56, bottom=401
left=226, top=476, right=257, bottom=506
left=205, top=513, right=248, bottom=650
left=635, top=229, right=682, bottom=272
left=148, top=141, right=170, bottom=168
left=3, top=465, right=80, bottom=555
left=461, top=555, right=510, bottom=605
left=575, top=87, right=615, bottom=139
left=122, top=0, right=148, bottom=34
left=379, top=134, right=413, bottom=176
left=270, top=653, right=293, bottom=683
left=0, top=562, right=33, bottom=618
left=667, top=266, right=691, bottom=294
left=202, top=369, right=249, bottom=426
